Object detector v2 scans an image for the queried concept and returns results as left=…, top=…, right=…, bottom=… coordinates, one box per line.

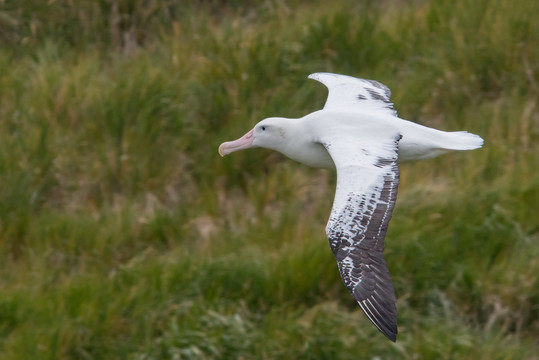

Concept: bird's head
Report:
left=218, top=117, right=290, bottom=156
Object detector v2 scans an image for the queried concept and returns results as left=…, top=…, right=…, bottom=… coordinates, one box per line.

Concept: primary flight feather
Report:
left=218, top=72, right=483, bottom=342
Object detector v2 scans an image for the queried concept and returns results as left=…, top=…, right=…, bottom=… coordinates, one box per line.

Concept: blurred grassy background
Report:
left=0, top=0, right=537, bottom=358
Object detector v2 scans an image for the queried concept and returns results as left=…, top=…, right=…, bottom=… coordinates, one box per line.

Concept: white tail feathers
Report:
left=443, top=131, right=484, bottom=151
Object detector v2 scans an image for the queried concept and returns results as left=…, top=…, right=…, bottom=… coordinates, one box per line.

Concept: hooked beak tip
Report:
left=218, top=144, right=227, bottom=157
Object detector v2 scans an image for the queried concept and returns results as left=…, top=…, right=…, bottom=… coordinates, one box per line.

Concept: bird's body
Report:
left=218, top=72, right=483, bottom=342
left=262, top=108, right=482, bottom=169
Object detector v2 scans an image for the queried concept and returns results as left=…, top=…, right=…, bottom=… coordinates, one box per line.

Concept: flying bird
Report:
left=218, top=72, right=483, bottom=342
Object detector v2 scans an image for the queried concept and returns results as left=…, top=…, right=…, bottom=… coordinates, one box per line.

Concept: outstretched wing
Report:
left=309, top=72, right=397, bottom=117
left=321, top=130, right=401, bottom=342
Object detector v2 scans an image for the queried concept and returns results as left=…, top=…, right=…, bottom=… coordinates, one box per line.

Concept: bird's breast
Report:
left=281, top=141, right=335, bottom=169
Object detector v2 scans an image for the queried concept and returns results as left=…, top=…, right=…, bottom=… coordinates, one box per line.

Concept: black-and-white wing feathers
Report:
left=309, top=72, right=397, bottom=117
left=322, top=131, right=401, bottom=342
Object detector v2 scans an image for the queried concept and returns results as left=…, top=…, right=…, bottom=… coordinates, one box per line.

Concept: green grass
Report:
left=0, top=0, right=538, bottom=358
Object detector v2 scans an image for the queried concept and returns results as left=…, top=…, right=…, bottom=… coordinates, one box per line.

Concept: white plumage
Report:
left=219, top=72, right=483, bottom=342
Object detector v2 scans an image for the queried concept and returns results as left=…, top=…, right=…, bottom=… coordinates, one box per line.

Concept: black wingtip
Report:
left=372, top=317, right=398, bottom=342
left=368, top=312, right=397, bottom=342
left=385, top=329, right=398, bottom=343
left=358, top=298, right=398, bottom=342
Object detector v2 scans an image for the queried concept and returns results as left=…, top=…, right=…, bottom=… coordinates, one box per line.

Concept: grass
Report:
left=0, top=0, right=538, bottom=358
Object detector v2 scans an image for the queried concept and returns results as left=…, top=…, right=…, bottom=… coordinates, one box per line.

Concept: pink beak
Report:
left=218, top=129, right=254, bottom=156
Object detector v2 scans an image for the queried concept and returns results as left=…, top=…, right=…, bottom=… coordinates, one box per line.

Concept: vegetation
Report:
left=0, top=0, right=537, bottom=358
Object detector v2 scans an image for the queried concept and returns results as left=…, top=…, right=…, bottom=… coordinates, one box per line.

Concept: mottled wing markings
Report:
left=322, top=134, right=401, bottom=342
left=367, top=88, right=389, bottom=103
left=308, top=72, right=397, bottom=116
left=366, top=79, right=392, bottom=99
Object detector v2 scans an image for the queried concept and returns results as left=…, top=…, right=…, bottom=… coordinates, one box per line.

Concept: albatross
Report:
left=218, top=72, right=483, bottom=342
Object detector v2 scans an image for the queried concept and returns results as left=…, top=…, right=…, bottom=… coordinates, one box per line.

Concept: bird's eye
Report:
left=261, top=126, right=266, bottom=131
